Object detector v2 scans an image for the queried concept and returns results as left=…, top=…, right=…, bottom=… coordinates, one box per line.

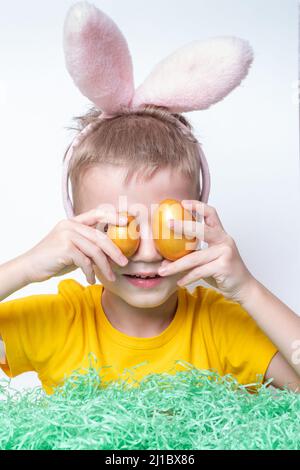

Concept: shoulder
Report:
left=0, top=279, right=86, bottom=322
left=57, top=278, right=91, bottom=304
left=186, top=283, right=228, bottom=309
left=181, top=284, right=224, bottom=323
left=57, top=278, right=85, bottom=293
left=57, top=278, right=103, bottom=310
left=186, top=283, right=250, bottom=324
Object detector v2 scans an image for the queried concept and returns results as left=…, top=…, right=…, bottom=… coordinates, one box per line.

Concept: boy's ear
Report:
left=63, top=1, right=135, bottom=116
left=131, top=36, right=254, bottom=113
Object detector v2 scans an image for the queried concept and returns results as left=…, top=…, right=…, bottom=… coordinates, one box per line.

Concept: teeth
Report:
left=132, top=275, right=157, bottom=278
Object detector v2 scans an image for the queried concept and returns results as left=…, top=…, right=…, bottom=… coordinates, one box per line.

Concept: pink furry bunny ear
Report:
left=63, top=1, right=135, bottom=116
left=131, top=36, right=254, bottom=112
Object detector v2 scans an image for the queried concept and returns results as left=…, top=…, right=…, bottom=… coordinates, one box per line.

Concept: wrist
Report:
left=238, top=275, right=262, bottom=308
left=0, top=254, right=32, bottom=302
left=16, top=252, right=37, bottom=285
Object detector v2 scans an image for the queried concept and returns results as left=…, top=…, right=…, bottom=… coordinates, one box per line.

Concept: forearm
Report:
left=0, top=254, right=32, bottom=302
left=240, top=278, right=300, bottom=377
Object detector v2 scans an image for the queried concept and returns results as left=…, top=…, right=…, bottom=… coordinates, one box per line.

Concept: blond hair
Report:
left=63, top=105, right=203, bottom=212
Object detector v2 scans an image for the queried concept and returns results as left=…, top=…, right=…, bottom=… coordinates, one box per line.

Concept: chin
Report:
left=116, top=289, right=175, bottom=309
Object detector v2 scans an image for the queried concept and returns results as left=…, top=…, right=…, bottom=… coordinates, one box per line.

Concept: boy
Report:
left=0, top=106, right=299, bottom=395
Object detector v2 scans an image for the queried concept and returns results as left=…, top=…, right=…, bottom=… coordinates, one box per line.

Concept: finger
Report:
left=70, top=245, right=96, bottom=285
left=71, top=235, right=116, bottom=282
left=169, top=219, right=204, bottom=241
left=71, top=207, right=128, bottom=228
left=177, top=259, right=220, bottom=287
left=181, top=200, right=226, bottom=231
left=160, top=259, right=173, bottom=269
left=170, top=219, right=227, bottom=245
left=158, top=244, right=222, bottom=277
left=68, top=221, right=128, bottom=266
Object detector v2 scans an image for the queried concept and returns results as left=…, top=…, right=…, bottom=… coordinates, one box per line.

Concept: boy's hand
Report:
left=157, top=200, right=254, bottom=303
left=22, top=207, right=129, bottom=285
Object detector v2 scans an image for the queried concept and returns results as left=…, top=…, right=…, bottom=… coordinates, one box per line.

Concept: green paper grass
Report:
left=0, top=356, right=299, bottom=450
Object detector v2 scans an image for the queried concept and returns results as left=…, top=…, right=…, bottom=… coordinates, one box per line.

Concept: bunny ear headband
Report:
left=62, top=0, right=254, bottom=218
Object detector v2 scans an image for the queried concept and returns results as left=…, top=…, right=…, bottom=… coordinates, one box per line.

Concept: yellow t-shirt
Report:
left=0, top=279, right=278, bottom=395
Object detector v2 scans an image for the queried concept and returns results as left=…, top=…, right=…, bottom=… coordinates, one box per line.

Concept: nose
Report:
left=130, top=218, right=163, bottom=262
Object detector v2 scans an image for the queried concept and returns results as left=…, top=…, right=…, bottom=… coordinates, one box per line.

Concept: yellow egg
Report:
left=152, top=198, right=198, bottom=260
left=107, top=212, right=140, bottom=257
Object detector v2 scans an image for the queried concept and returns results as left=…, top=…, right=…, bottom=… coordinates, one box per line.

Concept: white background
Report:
left=0, top=0, right=299, bottom=391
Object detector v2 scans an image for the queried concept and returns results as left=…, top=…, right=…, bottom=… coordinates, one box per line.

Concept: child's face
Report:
left=74, top=164, right=198, bottom=307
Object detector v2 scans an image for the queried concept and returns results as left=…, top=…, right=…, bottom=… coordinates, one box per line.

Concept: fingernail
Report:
left=119, top=256, right=128, bottom=266
left=158, top=267, right=168, bottom=274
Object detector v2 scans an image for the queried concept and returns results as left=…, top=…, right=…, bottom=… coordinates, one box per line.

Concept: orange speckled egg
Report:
left=152, top=199, right=198, bottom=260
left=107, top=212, right=140, bottom=257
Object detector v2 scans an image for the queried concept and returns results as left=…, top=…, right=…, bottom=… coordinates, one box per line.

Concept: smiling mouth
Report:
left=123, top=274, right=162, bottom=279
